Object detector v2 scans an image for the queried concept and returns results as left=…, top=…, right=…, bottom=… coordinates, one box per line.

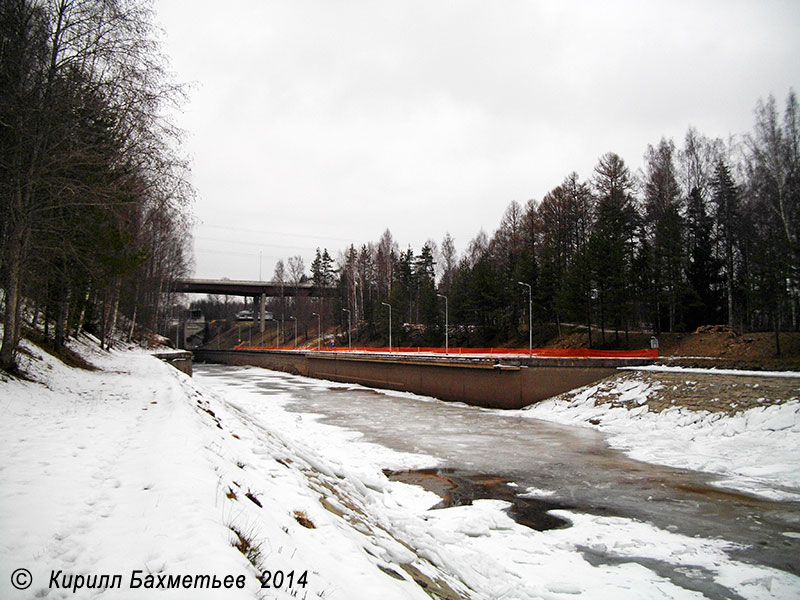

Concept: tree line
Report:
left=265, top=90, right=798, bottom=351
left=1, top=0, right=193, bottom=370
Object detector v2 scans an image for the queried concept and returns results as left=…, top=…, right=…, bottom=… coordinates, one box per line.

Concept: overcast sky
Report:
left=154, top=0, right=800, bottom=281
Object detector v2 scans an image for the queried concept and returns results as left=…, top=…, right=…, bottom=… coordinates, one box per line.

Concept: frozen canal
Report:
left=195, top=364, right=800, bottom=599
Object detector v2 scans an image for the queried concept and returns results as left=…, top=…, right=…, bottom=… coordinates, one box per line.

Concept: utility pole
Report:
left=437, top=293, right=448, bottom=355
left=342, top=308, right=351, bottom=349
left=312, top=312, right=321, bottom=350
left=518, top=281, right=532, bottom=357
left=381, top=302, right=392, bottom=353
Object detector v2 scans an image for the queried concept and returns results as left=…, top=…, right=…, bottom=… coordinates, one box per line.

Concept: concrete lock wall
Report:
left=153, top=351, right=194, bottom=377
left=193, top=349, right=629, bottom=409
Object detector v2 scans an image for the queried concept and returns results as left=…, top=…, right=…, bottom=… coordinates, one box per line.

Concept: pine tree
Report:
left=711, top=160, right=739, bottom=327
left=414, top=243, right=438, bottom=342
left=684, top=187, right=722, bottom=329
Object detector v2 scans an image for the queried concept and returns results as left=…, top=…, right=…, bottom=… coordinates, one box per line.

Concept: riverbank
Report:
left=518, top=367, right=800, bottom=501
left=1, top=337, right=437, bottom=599
left=2, top=338, right=799, bottom=598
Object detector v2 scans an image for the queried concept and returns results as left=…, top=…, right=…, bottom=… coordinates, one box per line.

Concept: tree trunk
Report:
left=108, top=278, right=121, bottom=348
left=586, top=302, right=593, bottom=348
left=54, top=287, right=71, bottom=349
left=75, top=285, right=92, bottom=337
left=44, top=300, right=50, bottom=340
left=726, top=243, right=734, bottom=328
left=599, top=294, right=606, bottom=345
left=0, top=249, right=22, bottom=370
left=625, top=319, right=630, bottom=348
left=129, top=303, right=137, bottom=342
left=30, top=299, right=39, bottom=327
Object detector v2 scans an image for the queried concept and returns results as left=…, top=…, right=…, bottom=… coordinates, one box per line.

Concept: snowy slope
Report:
left=0, top=340, right=434, bottom=599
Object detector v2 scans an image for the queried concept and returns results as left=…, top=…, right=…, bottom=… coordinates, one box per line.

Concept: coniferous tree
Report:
left=711, top=160, right=740, bottom=327
left=589, top=152, right=639, bottom=345
left=414, top=243, right=438, bottom=342
left=683, top=188, right=722, bottom=329
left=643, top=139, right=684, bottom=332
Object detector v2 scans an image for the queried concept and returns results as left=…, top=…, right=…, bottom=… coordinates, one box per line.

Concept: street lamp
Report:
left=353, top=279, right=359, bottom=324
left=437, top=293, right=448, bottom=355
left=518, top=281, right=532, bottom=357
left=342, top=308, right=351, bottom=349
left=381, top=302, right=392, bottom=353
left=311, top=312, right=321, bottom=350
left=289, top=316, right=297, bottom=348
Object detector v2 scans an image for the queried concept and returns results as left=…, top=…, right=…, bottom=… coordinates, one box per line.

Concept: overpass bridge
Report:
left=172, top=278, right=336, bottom=333
left=173, top=278, right=334, bottom=297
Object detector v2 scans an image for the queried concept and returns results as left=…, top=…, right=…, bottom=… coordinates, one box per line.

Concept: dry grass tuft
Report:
left=293, top=510, right=315, bottom=529
left=229, top=524, right=262, bottom=566
left=245, top=490, right=262, bottom=508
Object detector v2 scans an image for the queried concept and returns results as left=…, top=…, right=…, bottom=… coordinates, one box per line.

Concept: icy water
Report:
left=196, top=364, right=800, bottom=596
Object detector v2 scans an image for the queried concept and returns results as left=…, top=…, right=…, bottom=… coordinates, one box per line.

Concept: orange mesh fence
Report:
left=231, top=344, right=657, bottom=359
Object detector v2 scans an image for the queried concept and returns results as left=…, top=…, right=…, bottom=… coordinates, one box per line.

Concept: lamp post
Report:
left=342, top=308, right=351, bottom=349
left=518, top=281, right=532, bottom=357
left=437, top=293, right=448, bottom=355
left=311, top=312, right=321, bottom=350
left=353, top=279, right=358, bottom=324
left=274, top=319, right=279, bottom=347
left=381, top=302, right=392, bottom=353
left=289, top=316, right=297, bottom=348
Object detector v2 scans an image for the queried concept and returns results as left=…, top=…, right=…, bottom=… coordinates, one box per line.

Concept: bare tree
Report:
left=273, top=259, right=286, bottom=320
left=439, top=232, right=457, bottom=293
left=1, top=0, right=192, bottom=368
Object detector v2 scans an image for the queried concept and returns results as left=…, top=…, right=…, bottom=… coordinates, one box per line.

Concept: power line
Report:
left=197, top=223, right=362, bottom=245
left=194, top=236, right=318, bottom=252
left=193, top=249, right=261, bottom=257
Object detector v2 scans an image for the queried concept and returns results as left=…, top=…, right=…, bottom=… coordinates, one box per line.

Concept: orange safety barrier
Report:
left=232, top=344, right=658, bottom=359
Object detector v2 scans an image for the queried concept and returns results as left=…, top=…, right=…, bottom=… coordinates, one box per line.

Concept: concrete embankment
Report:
left=153, top=350, right=193, bottom=376
left=193, top=348, right=654, bottom=409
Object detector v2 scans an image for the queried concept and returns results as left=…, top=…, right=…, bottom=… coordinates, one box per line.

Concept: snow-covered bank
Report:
left=1, top=341, right=253, bottom=599
left=517, top=370, right=800, bottom=501
left=2, top=342, right=799, bottom=599
left=194, top=365, right=800, bottom=599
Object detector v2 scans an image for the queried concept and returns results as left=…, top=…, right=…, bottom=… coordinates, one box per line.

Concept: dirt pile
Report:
left=657, top=331, right=800, bottom=370
left=596, top=370, right=799, bottom=416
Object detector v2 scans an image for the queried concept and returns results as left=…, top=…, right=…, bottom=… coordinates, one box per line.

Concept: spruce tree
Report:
left=684, top=187, right=722, bottom=329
